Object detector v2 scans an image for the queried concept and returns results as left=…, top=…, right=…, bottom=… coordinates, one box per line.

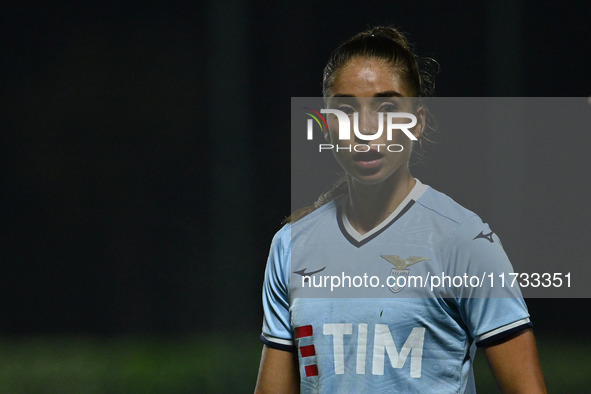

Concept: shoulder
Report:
left=415, top=184, right=500, bottom=249
left=414, top=185, right=478, bottom=225
left=289, top=199, right=339, bottom=230
left=268, top=200, right=339, bottom=259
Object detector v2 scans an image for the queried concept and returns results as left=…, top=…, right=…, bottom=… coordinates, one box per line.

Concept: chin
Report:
left=350, top=166, right=405, bottom=187
left=351, top=173, right=391, bottom=186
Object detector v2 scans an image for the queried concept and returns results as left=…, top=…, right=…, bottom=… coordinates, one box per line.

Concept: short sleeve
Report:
left=448, top=216, right=532, bottom=347
left=260, top=224, right=294, bottom=351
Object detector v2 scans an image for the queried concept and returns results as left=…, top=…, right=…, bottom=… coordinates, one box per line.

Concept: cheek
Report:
left=331, top=149, right=351, bottom=172
left=327, top=117, right=339, bottom=143
left=327, top=116, right=357, bottom=144
left=325, top=129, right=336, bottom=144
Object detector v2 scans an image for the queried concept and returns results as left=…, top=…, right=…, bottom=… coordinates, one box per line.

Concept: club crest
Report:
left=381, top=255, right=430, bottom=293
left=388, top=268, right=409, bottom=293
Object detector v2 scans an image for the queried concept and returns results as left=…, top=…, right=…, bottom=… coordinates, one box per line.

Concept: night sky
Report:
left=2, top=1, right=590, bottom=336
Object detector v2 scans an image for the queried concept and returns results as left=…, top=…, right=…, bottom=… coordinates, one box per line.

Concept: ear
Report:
left=321, top=100, right=335, bottom=143
left=323, top=127, right=331, bottom=142
left=322, top=106, right=332, bottom=142
left=412, top=106, right=426, bottom=140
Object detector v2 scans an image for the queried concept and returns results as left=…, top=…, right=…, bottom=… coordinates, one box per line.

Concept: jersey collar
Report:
left=337, top=179, right=428, bottom=248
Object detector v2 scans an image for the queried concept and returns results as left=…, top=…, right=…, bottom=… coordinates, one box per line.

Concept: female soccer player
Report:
left=255, top=27, right=546, bottom=393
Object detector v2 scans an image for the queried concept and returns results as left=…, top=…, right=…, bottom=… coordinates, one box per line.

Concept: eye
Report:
left=378, top=102, right=399, bottom=112
left=337, top=105, right=355, bottom=115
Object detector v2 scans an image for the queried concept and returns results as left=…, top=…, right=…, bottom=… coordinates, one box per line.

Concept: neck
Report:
left=346, top=170, right=415, bottom=235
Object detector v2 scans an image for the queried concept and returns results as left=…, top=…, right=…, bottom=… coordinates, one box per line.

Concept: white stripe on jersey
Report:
left=477, top=317, right=532, bottom=343
left=261, top=332, right=294, bottom=347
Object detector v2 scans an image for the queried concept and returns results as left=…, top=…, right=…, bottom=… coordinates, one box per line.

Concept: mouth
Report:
left=353, top=149, right=384, bottom=169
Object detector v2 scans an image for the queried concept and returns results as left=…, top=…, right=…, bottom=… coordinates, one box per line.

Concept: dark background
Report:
left=2, top=0, right=590, bottom=342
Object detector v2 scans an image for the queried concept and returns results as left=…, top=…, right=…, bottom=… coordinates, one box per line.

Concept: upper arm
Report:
left=453, top=217, right=533, bottom=345
left=483, top=329, right=546, bottom=393
left=255, top=345, right=299, bottom=394
left=257, top=227, right=299, bottom=392
left=451, top=218, right=545, bottom=391
left=261, top=226, right=293, bottom=348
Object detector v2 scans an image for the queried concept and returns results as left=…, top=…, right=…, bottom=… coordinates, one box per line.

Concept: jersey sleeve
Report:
left=260, top=224, right=294, bottom=351
left=448, top=215, right=532, bottom=347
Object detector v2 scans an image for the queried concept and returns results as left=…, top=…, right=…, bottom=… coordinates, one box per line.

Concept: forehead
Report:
left=330, top=57, right=409, bottom=97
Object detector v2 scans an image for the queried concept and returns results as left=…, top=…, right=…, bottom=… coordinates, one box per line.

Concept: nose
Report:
left=353, top=110, right=383, bottom=142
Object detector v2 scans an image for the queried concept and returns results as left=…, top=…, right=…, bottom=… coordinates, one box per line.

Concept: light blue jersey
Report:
left=261, top=180, right=531, bottom=393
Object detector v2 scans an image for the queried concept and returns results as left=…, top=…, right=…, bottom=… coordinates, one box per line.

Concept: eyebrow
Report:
left=332, top=90, right=403, bottom=98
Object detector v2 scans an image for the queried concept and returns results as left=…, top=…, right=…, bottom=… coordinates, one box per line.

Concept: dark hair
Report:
left=285, top=26, right=437, bottom=224
left=323, top=26, right=436, bottom=98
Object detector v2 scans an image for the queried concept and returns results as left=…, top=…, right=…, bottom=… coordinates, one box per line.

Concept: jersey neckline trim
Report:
left=337, top=179, right=429, bottom=248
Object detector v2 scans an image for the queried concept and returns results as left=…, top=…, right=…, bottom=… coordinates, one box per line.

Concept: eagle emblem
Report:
left=381, top=255, right=430, bottom=270
left=381, top=255, right=430, bottom=293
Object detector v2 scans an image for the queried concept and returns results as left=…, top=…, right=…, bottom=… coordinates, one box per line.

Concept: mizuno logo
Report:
left=380, top=255, right=430, bottom=270
left=294, top=267, right=327, bottom=277
left=473, top=231, right=494, bottom=243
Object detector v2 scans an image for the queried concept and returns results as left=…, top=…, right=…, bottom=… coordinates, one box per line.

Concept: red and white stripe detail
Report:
left=295, top=324, right=318, bottom=377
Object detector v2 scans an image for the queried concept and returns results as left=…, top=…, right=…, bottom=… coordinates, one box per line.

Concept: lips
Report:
left=353, top=150, right=384, bottom=169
